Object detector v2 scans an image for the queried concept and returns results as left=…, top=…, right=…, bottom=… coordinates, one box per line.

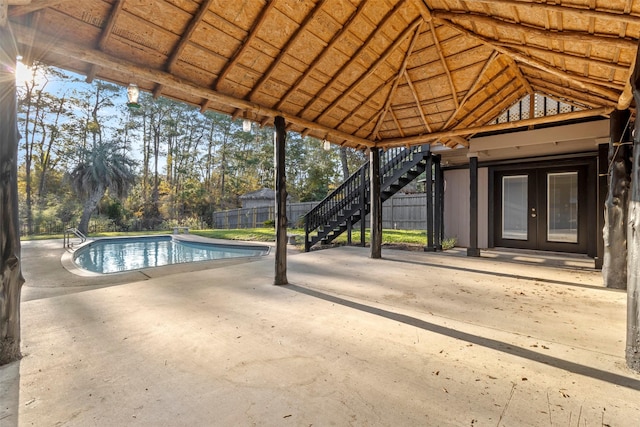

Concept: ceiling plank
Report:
left=435, top=16, right=621, bottom=102
left=275, top=1, right=367, bottom=111
left=154, top=0, right=214, bottom=99
left=371, top=22, right=422, bottom=141
left=432, top=10, right=637, bottom=50
left=405, top=70, right=432, bottom=133
left=300, top=0, right=409, bottom=117
left=214, top=1, right=275, bottom=93
left=334, top=74, right=396, bottom=132
left=86, top=0, right=125, bottom=84
left=381, top=106, right=613, bottom=148
left=460, top=0, right=640, bottom=26
left=11, top=22, right=375, bottom=148
left=248, top=0, right=327, bottom=101
left=443, top=51, right=499, bottom=129
left=315, top=18, right=422, bottom=123
left=429, top=20, right=458, bottom=110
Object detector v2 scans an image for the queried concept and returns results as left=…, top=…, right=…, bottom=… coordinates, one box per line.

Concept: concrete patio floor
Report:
left=2, top=238, right=640, bottom=426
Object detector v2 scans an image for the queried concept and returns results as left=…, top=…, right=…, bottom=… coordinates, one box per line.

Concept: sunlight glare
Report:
left=15, top=57, right=33, bottom=87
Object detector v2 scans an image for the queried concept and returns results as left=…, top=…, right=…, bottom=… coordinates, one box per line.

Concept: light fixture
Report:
left=127, top=83, right=140, bottom=108
left=323, top=139, right=331, bottom=151
left=242, top=119, right=251, bottom=132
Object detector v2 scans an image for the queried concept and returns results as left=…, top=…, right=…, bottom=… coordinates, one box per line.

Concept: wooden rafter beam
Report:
left=11, top=23, right=375, bottom=148
left=315, top=18, right=421, bottom=123
left=86, top=0, right=124, bottom=84
left=495, top=40, right=630, bottom=73
left=405, top=70, right=432, bottom=133
left=8, top=0, right=71, bottom=17
left=435, top=15, right=621, bottom=102
left=448, top=78, right=524, bottom=136
left=381, top=106, right=613, bottom=148
left=154, top=0, right=214, bottom=99
left=275, top=1, right=367, bottom=111
left=300, top=0, right=409, bottom=117
left=504, top=54, right=533, bottom=95
left=389, top=109, right=405, bottom=138
left=432, top=11, right=637, bottom=50
left=460, top=0, right=640, bottom=26
left=443, top=51, right=499, bottom=129
left=617, top=47, right=639, bottom=109
left=527, top=75, right=611, bottom=109
left=248, top=0, right=326, bottom=102
left=429, top=20, right=458, bottom=109
left=371, top=22, right=422, bottom=141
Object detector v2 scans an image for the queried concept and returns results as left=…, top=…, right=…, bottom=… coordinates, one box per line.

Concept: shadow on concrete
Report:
left=285, top=283, right=640, bottom=391
left=0, top=358, right=20, bottom=426
left=385, top=257, right=611, bottom=291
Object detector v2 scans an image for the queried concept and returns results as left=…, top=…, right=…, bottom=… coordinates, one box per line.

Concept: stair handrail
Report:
left=304, top=144, right=429, bottom=243
left=64, top=227, right=87, bottom=248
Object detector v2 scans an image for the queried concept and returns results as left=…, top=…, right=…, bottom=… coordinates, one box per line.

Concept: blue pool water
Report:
left=73, top=236, right=269, bottom=274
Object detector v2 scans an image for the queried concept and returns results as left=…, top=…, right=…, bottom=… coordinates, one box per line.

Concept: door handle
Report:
left=531, top=207, right=537, bottom=218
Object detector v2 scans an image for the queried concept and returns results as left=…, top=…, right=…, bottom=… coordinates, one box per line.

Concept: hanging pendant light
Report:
left=127, top=83, right=140, bottom=108
left=323, top=139, right=331, bottom=151
left=243, top=119, right=251, bottom=132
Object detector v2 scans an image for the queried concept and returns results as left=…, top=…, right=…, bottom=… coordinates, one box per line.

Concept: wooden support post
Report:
left=424, top=153, right=435, bottom=252
left=434, top=155, right=443, bottom=251
left=274, top=116, right=288, bottom=285
left=628, top=131, right=640, bottom=370
left=627, top=43, right=640, bottom=371
left=596, top=142, right=609, bottom=269
left=360, top=166, right=366, bottom=247
left=370, top=147, right=382, bottom=259
left=603, top=109, right=631, bottom=289
left=467, top=154, right=480, bottom=257
left=0, top=26, right=25, bottom=365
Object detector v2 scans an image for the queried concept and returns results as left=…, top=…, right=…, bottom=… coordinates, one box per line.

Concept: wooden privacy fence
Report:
left=213, top=194, right=427, bottom=230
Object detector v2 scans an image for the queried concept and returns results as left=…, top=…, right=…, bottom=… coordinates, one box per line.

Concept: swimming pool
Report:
left=73, top=236, right=269, bottom=274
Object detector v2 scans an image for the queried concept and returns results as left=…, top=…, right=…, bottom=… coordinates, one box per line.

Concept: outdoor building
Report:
left=239, top=188, right=277, bottom=209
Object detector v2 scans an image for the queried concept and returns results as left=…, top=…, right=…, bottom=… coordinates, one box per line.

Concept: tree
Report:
left=69, top=141, right=136, bottom=235
left=1, top=27, right=24, bottom=365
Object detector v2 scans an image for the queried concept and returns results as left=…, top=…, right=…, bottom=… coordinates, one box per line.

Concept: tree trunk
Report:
left=77, top=185, right=105, bottom=235
left=274, top=116, right=288, bottom=285
left=339, top=146, right=350, bottom=180
left=603, top=109, right=631, bottom=289
left=0, top=27, right=25, bottom=365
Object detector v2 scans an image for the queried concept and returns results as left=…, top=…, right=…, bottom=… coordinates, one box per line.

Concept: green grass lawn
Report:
left=21, top=227, right=456, bottom=249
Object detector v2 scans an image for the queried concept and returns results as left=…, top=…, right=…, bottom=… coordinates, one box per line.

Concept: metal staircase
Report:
left=304, top=144, right=430, bottom=252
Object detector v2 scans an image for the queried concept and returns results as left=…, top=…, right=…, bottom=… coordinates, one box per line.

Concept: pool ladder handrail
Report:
left=64, top=228, right=87, bottom=248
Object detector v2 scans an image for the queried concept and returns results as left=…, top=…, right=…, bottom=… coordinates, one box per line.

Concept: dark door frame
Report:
left=488, top=156, right=597, bottom=256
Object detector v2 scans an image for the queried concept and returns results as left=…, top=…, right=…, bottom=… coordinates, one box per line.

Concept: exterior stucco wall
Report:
left=443, top=167, right=488, bottom=248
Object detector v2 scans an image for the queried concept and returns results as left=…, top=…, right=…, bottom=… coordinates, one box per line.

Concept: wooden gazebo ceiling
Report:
left=6, top=0, right=640, bottom=149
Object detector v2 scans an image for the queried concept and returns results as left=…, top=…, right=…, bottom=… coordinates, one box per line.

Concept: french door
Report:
left=493, top=164, right=589, bottom=253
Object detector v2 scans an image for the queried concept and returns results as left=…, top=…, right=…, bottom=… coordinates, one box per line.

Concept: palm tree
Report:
left=69, top=141, right=136, bottom=235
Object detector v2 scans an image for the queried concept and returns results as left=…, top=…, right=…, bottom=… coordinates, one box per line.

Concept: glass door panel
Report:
left=502, top=175, right=528, bottom=240
left=547, top=172, right=578, bottom=243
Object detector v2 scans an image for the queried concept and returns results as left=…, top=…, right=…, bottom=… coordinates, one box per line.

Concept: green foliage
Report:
left=14, top=66, right=372, bottom=236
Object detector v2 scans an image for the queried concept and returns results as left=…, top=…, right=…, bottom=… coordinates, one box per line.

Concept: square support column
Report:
left=467, top=154, right=480, bottom=257
left=424, top=153, right=435, bottom=252
left=433, top=155, right=443, bottom=251
left=370, top=147, right=382, bottom=259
